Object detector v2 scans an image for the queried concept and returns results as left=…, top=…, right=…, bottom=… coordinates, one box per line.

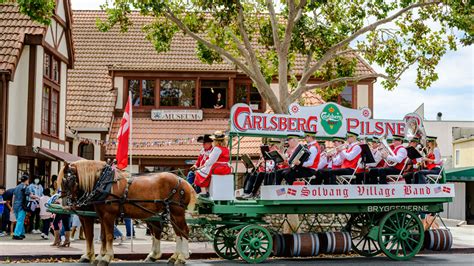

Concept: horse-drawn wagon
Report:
left=50, top=102, right=455, bottom=264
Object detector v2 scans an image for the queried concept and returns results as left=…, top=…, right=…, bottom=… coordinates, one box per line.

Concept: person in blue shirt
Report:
left=26, top=176, right=44, bottom=234
left=0, top=186, right=5, bottom=237
left=12, top=175, right=29, bottom=240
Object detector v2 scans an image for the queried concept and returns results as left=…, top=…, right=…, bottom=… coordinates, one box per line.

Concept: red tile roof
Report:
left=106, top=117, right=229, bottom=157
left=0, top=3, right=46, bottom=76
left=68, top=10, right=375, bottom=130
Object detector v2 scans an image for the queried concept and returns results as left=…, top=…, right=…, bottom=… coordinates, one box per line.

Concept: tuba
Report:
left=377, top=135, right=397, bottom=166
left=404, top=113, right=427, bottom=147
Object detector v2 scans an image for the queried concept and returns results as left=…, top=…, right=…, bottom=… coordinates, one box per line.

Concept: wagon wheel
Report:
left=378, top=209, right=424, bottom=261
left=235, top=225, right=273, bottom=263
left=347, top=213, right=382, bottom=257
left=213, top=225, right=241, bottom=260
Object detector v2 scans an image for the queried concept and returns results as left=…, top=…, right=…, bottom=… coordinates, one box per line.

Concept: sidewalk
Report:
left=0, top=219, right=472, bottom=259
left=0, top=224, right=215, bottom=259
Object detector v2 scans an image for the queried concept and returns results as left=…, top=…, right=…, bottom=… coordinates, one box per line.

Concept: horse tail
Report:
left=183, top=179, right=197, bottom=213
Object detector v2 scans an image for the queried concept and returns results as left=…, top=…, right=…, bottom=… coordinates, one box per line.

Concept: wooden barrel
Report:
left=272, top=234, right=293, bottom=257
left=318, top=232, right=352, bottom=254
left=424, top=229, right=453, bottom=251
left=290, top=233, right=320, bottom=257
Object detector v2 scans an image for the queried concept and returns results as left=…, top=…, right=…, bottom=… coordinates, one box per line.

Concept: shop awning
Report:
left=446, top=167, right=474, bottom=182
left=37, top=147, right=84, bottom=163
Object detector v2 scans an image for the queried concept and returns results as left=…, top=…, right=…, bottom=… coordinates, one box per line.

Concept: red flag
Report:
left=116, top=96, right=131, bottom=169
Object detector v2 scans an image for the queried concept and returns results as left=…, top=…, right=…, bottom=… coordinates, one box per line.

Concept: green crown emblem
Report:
left=320, top=103, right=343, bottom=135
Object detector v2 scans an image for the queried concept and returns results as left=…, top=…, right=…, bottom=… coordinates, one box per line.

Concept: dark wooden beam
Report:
left=26, top=46, right=37, bottom=146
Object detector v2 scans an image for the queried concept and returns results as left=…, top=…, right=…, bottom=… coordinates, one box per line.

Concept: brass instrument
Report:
left=377, top=135, right=397, bottom=166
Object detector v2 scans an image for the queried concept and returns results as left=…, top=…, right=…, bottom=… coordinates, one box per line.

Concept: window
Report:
left=129, top=79, right=155, bottom=107
left=200, top=80, right=228, bottom=109
left=43, top=52, right=60, bottom=84
left=43, top=54, right=51, bottom=78
left=455, top=149, right=460, bottom=166
left=41, top=86, right=59, bottom=136
left=160, top=80, right=196, bottom=107
left=79, top=143, right=94, bottom=160
left=235, top=83, right=262, bottom=110
left=326, top=86, right=354, bottom=108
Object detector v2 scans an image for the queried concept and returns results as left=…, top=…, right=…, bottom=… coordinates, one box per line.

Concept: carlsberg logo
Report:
left=320, top=103, right=343, bottom=135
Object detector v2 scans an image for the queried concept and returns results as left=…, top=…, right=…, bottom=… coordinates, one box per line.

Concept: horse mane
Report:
left=73, top=160, right=107, bottom=193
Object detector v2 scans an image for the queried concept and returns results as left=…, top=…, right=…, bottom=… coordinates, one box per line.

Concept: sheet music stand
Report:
left=241, top=154, right=256, bottom=174
left=260, top=145, right=271, bottom=160
left=406, top=147, right=423, bottom=160
left=359, top=144, right=375, bottom=184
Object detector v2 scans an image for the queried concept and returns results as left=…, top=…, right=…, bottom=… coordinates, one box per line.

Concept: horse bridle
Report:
left=62, top=167, right=79, bottom=207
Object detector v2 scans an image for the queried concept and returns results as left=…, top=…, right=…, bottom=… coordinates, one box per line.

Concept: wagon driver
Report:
left=194, top=131, right=232, bottom=197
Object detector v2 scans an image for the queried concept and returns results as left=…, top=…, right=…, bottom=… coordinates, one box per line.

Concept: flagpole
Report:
left=129, top=91, right=134, bottom=253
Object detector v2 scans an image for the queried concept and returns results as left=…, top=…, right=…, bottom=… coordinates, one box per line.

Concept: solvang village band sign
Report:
left=230, top=102, right=422, bottom=138
left=260, top=184, right=455, bottom=200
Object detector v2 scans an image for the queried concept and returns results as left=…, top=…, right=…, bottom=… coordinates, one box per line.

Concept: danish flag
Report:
left=287, top=188, right=297, bottom=196
left=442, top=186, right=451, bottom=193
left=116, top=96, right=131, bottom=170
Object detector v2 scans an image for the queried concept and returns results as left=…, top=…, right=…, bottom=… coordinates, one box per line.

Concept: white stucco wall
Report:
left=423, top=120, right=474, bottom=168
left=59, top=62, right=67, bottom=140
left=357, top=84, right=369, bottom=109
left=441, top=182, right=466, bottom=221
left=51, top=161, right=59, bottom=176
left=45, top=20, right=55, bottom=47
left=41, top=139, right=50, bottom=148
left=58, top=27, right=68, bottom=59
left=114, top=77, right=124, bottom=109
left=72, top=133, right=102, bottom=160
left=7, top=46, right=29, bottom=146
left=57, top=0, right=67, bottom=22
left=34, top=46, right=44, bottom=134
left=5, top=155, right=18, bottom=188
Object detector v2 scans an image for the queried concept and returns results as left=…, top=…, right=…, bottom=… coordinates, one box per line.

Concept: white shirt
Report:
left=198, top=146, right=222, bottom=176
left=318, top=154, right=328, bottom=170
left=387, top=145, right=407, bottom=163
left=340, top=142, right=362, bottom=161
left=302, top=141, right=319, bottom=168
left=432, top=147, right=442, bottom=164
left=331, top=153, right=343, bottom=168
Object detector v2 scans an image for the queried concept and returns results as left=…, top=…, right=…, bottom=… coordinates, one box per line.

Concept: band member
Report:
left=317, top=140, right=328, bottom=170
left=195, top=131, right=231, bottom=197
left=328, top=137, right=345, bottom=170
left=186, top=134, right=213, bottom=193
left=366, top=136, right=384, bottom=168
left=414, top=136, right=442, bottom=183
left=275, top=134, right=301, bottom=185
left=403, top=137, right=423, bottom=184
left=323, top=131, right=362, bottom=184
left=367, top=134, right=407, bottom=184
left=242, top=139, right=283, bottom=198
left=281, top=131, right=320, bottom=185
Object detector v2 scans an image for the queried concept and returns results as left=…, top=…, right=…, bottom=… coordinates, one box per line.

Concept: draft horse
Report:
left=58, top=160, right=197, bottom=265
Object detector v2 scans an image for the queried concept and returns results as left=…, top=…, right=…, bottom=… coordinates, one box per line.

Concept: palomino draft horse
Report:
left=58, top=160, right=197, bottom=265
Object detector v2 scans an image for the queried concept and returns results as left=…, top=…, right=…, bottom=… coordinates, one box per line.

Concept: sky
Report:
left=71, top=0, right=474, bottom=121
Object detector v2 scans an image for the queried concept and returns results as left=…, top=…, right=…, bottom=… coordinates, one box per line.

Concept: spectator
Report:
left=49, top=175, right=58, bottom=195
left=1, top=187, right=14, bottom=236
left=39, top=189, right=52, bottom=239
left=12, top=175, right=29, bottom=240
left=124, top=218, right=135, bottom=239
left=0, top=186, right=4, bottom=236
left=26, top=176, right=44, bottom=233
left=70, top=214, right=81, bottom=241
left=51, top=210, right=71, bottom=247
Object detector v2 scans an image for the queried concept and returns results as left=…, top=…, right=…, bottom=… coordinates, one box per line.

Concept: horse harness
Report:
left=66, top=164, right=187, bottom=225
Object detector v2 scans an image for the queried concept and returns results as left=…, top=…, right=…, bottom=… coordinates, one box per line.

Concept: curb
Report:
left=1, top=248, right=473, bottom=262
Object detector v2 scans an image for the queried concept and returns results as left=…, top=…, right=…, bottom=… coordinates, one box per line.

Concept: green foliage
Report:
left=3, top=0, right=56, bottom=25
left=11, top=0, right=473, bottom=111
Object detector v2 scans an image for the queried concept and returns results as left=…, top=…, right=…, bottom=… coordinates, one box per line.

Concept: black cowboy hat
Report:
left=197, top=134, right=213, bottom=143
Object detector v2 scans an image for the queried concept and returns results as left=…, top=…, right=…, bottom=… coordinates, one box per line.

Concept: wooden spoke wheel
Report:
left=213, top=225, right=241, bottom=260
left=347, top=213, right=382, bottom=257
left=378, top=209, right=424, bottom=261
left=235, top=225, right=273, bottom=263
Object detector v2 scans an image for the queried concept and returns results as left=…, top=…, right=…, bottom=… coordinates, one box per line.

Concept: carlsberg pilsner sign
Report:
left=230, top=102, right=418, bottom=138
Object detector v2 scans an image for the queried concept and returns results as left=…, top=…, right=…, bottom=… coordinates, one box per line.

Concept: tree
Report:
left=12, top=0, right=472, bottom=113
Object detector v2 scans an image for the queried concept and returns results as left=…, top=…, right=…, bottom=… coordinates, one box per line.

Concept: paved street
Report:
left=3, top=254, right=474, bottom=265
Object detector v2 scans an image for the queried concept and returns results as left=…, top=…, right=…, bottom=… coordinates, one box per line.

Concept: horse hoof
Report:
left=144, top=256, right=157, bottom=262
left=174, top=258, right=186, bottom=265
left=78, top=257, right=90, bottom=263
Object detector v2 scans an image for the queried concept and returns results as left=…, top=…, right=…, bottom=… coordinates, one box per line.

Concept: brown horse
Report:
left=58, top=160, right=197, bottom=265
